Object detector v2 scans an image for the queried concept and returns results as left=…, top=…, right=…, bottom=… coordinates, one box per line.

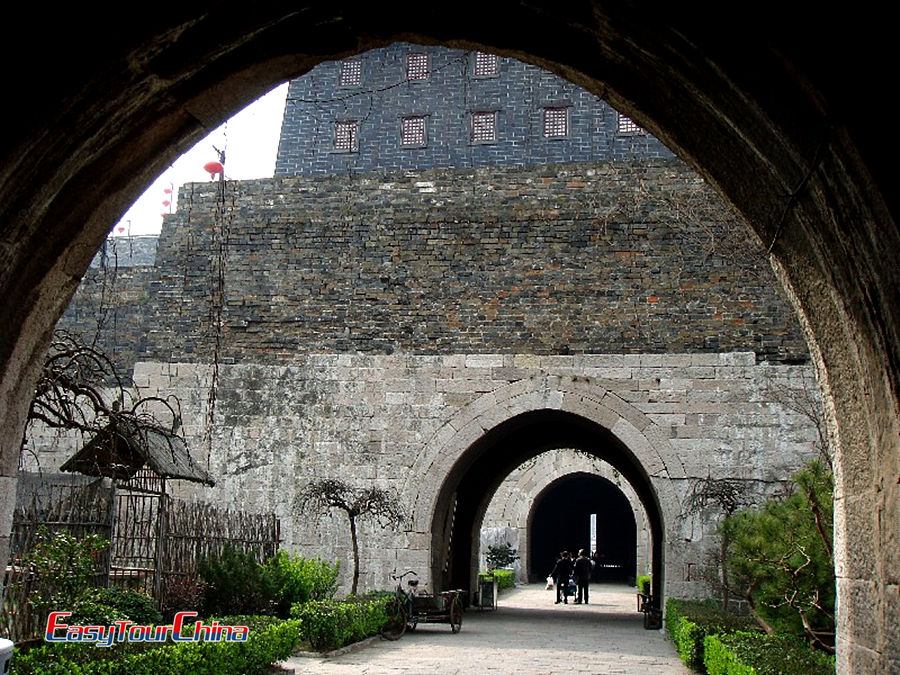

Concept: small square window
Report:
left=339, top=60, right=362, bottom=87
left=406, top=53, right=429, bottom=81
left=473, top=52, right=499, bottom=78
left=617, top=113, right=643, bottom=134
left=472, top=111, right=497, bottom=143
left=401, top=116, right=427, bottom=147
left=334, top=121, right=358, bottom=152
left=542, top=107, right=568, bottom=138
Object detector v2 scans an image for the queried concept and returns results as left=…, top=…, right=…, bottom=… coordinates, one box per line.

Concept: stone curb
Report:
left=282, top=634, right=380, bottom=662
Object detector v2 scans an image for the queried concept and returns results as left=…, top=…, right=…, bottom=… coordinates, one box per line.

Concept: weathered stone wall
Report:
left=36, top=159, right=823, bottom=600
left=28, top=352, right=815, bottom=599
left=52, top=236, right=159, bottom=383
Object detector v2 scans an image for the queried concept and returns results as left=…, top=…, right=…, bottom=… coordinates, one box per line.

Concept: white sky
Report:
left=111, top=82, right=290, bottom=237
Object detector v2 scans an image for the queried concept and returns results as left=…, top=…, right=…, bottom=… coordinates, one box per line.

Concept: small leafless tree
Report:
left=24, top=330, right=183, bottom=464
left=684, top=476, right=749, bottom=610
left=764, top=374, right=832, bottom=470
left=296, top=479, right=407, bottom=595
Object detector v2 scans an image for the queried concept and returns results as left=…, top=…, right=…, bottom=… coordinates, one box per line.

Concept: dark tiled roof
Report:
left=60, top=419, right=214, bottom=486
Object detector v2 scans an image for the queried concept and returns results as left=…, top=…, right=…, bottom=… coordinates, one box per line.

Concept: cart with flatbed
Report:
left=380, top=571, right=464, bottom=640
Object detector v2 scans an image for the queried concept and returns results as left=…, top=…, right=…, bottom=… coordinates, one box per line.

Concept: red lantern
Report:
left=162, top=200, right=170, bottom=207
left=204, top=161, right=224, bottom=179
left=163, top=188, right=172, bottom=194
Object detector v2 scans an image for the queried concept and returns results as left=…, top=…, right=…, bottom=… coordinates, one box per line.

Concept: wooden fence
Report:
left=1, top=473, right=280, bottom=642
left=1, top=474, right=113, bottom=643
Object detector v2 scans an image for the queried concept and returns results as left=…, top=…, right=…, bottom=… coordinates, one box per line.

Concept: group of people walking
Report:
left=548, top=549, right=594, bottom=604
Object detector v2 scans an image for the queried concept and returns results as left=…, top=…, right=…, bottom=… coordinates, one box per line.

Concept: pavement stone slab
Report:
left=276, top=583, right=691, bottom=674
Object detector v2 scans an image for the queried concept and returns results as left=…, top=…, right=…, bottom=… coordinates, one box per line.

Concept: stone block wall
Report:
left=36, top=158, right=823, bottom=600
left=59, top=352, right=821, bottom=598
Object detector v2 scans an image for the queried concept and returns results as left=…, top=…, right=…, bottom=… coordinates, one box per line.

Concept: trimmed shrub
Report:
left=87, top=588, right=162, bottom=625
left=494, top=569, right=515, bottom=590
left=637, top=575, right=651, bottom=595
left=478, top=569, right=515, bottom=591
left=665, top=598, right=759, bottom=671
left=198, top=546, right=277, bottom=616
left=704, top=631, right=836, bottom=675
left=160, top=576, right=208, bottom=622
left=290, top=597, right=388, bottom=652
left=11, top=616, right=302, bottom=675
left=264, top=551, right=339, bottom=618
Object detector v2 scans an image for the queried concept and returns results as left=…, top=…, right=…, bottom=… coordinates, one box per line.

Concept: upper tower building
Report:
left=274, top=43, right=674, bottom=176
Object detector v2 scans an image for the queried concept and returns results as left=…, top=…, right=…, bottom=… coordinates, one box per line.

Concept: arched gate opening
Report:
left=429, top=409, right=663, bottom=603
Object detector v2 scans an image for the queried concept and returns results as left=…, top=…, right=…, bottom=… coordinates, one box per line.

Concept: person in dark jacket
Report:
left=573, top=548, right=594, bottom=604
left=550, top=551, right=574, bottom=604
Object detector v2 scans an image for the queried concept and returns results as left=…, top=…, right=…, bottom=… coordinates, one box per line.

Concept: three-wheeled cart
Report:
left=381, top=576, right=464, bottom=640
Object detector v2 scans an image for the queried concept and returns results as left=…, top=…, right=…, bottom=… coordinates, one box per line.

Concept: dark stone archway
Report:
left=528, top=472, right=637, bottom=584
left=1, top=7, right=896, bottom=671
left=429, top=410, right=664, bottom=605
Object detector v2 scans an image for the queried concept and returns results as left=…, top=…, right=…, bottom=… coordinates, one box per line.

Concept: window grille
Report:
left=406, top=53, right=429, bottom=81
left=542, top=107, right=568, bottom=137
left=617, top=114, right=643, bottom=134
left=472, top=111, right=497, bottom=143
left=334, top=121, right=358, bottom=152
left=401, top=116, right=427, bottom=146
left=339, top=60, right=362, bottom=87
left=473, top=52, right=499, bottom=77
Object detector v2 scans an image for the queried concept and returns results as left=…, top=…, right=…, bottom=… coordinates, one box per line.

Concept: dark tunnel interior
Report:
left=528, top=472, right=637, bottom=584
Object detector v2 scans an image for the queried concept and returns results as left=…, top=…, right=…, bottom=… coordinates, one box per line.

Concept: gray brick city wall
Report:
left=275, top=43, right=674, bottom=176
left=90, top=236, right=159, bottom=269
left=130, top=160, right=807, bottom=367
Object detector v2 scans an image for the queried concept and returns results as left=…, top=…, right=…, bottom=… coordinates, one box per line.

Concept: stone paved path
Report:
left=276, top=583, right=691, bottom=674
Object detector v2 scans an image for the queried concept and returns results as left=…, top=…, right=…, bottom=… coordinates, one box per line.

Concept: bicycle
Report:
left=380, top=569, right=418, bottom=640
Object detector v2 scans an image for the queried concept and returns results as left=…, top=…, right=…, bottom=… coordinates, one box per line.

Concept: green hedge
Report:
left=198, top=547, right=277, bottom=617
left=71, top=588, right=163, bottom=627
left=11, top=616, right=301, bottom=675
left=265, top=551, right=339, bottom=618
left=665, top=598, right=759, bottom=671
left=290, top=597, right=388, bottom=652
left=704, top=631, right=835, bottom=675
left=478, top=569, right=515, bottom=591
left=637, top=575, right=651, bottom=595
left=494, top=569, right=516, bottom=590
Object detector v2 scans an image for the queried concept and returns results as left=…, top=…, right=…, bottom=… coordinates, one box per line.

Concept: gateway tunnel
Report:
left=429, top=409, right=663, bottom=603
